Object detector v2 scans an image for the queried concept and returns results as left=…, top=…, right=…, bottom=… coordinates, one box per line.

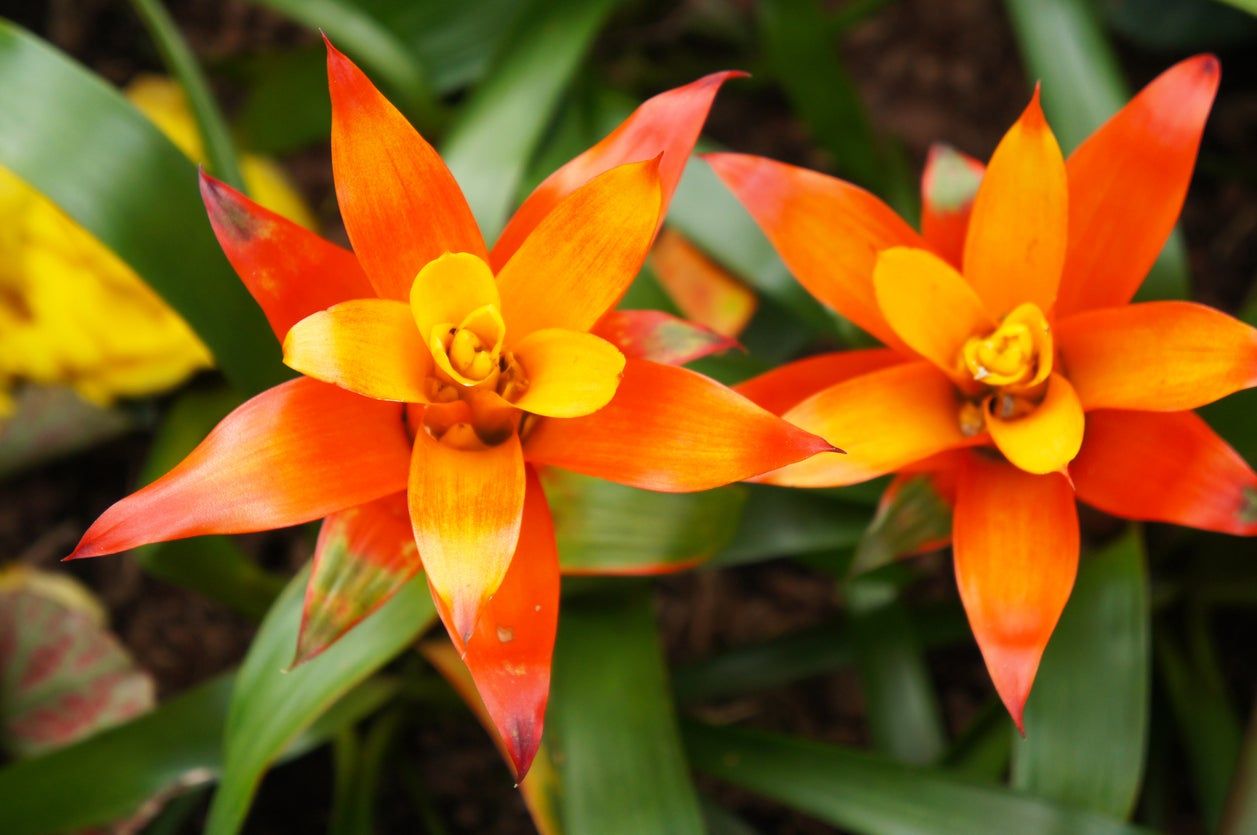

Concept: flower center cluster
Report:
left=957, top=302, right=1053, bottom=436
left=422, top=303, right=531, bottom=410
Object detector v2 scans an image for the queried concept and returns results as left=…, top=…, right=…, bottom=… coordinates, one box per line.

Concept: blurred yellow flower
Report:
left=0, top=75, right=316, bottom=416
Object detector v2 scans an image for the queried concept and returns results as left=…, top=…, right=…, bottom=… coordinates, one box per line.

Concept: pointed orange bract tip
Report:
left=1022, top=83, right=1047, bottom=130
left=979, top=640, right=1046, bottom=735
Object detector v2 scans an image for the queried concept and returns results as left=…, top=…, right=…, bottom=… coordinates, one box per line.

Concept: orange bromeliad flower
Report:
left=709, top=55, right=1257, bottom=727
left=68, top=42, right=834, bottom=776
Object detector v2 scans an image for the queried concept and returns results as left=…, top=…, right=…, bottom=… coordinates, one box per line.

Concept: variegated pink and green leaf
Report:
left=593, top=309, right=737, bottom=366
left=293, top=493, right=421, bottom=667
left=0, top=566, right=154, bottom=758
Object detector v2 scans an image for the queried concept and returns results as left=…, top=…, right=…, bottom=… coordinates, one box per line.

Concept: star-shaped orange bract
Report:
left=68, top=41, right=833, bottom=777
left=710, top=55, right=1257, bottom=728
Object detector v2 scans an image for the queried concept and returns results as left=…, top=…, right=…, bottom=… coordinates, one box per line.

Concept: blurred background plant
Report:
left=0, top=0, right=1253, bottom=833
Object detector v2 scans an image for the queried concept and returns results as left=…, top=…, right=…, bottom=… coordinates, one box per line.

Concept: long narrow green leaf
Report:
left=686, top=722, right=1153, bottom=835
left=0, top=22, right=282, bottom=395
left=759, top=0, right=912, bottom=213
left=944, top=700, right=1013, bottom=782
left=673, top=603, right=969, bottom=705
left=206, top=568, right=436, bottom=834
left=1002, top=0, right=1189, bottom=301
left=543, top=469, right=746, bottom=574
left=548, top=586, right=705, bottom=834
left=1157, top=624, right=1243, bottom=829
left=442, top=0, right=620, bottom=238
left=0, top=674, right=397, bottom=835
left=245, top=0, right=444, bottom=129
left=849, top=581, right=948, bottom=766
left=1012, top=531, right=1150, bottom=818
left=128, top=0, right=245, bottom=189
left=1208, top=0, right=1257, bottom=18
left=715, top=486, right=871, bottom=566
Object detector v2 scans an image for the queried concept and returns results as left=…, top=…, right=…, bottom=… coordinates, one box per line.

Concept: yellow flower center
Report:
left=424, top=302, right=533, bottom=413
left=960, top=302, right=1052, bottom=390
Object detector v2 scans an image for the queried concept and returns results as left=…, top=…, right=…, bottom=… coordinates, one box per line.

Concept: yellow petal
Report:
left=509, top=329, right=626, bottom=418
left=873, top=246, right=992, bottom=377
left=284, top=299, right=431, bottom=402
left=987, top=373, right=1084, bottom=475
left=408, top=426, right=526, bottom=641
left=410, top=252, right=501, bottom=344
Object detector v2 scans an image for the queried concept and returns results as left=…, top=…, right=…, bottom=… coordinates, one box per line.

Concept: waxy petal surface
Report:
left=760, top=362, right=975, bottom=488
left=986, top=373, right=1084, bottom=475
left=200, top=173, right=373, bottom=340
left=1056, top=55, right=1221, bottom=316
left=705, top=153, right=923, bottom=350
left=284, top=299, right=431, bottom=402
left=873, top=247, right=992, bottom=377
left=497, top=161, right=662, bottom=340
left=1072, top=410, right=1257, bottom=536
left=294, top=493, right=419, bottom=666
left=1057, top=301, right=1257, bottom=412
left=592, top=310, right=737, bottom=366
left=409, top=252, right=501, bottom=345
left=523, top=358, right=834, bottom=491
left=492, top=71, right=742, bottom=268
left=920, top=143, right=984, bottom=268
left=409, top=427, right=526, bottom=642
left=734, top=348, right=902, bottom=416
left=327, top=40, right=485, bottom=299
left=69, top=379, right=411, bottom=558
left=453, top=468, right=559, bottom=779
left=962, top=89, right=1067, bottom=316
left=510, top=329, right=626, bottom=418
left=954, top=455, right=1079, bottom=731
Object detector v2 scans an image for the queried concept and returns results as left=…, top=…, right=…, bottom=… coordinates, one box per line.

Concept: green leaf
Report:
left=0, top=21, right=283, bottom=395
left=441, top=0, right=621, bottom=239
left=1012, top=530, right=1150, bottom=818
left=365, top=0, right=527, bottom=94
left=1156, top=623, right=1243, bottom=830
left=244, top=0, right=444, bottom=129
left=702, top=799, right=762, bottom=835
left=205, top=567, right=436, bottom=834
left=0, top=672, right=397, bottom=834
left=944, top=699, right=1013, bottom=782
left=758, top=0, right=913, bottom=213
left=686, top=722, right=1154, bottom=835
left=673, top=603, right=969, bottom=705
left=1211, top=0, right=1257, bottom=16
left=547, top=586, right=705, bottom=834
left=128, top=0, right=245, bottom=189
left=715, top=485, right=871, bottom=566
left=329, top=710, right=402, bottom=835
left=135, top=386, right=283, bottom=618
left=848, top=580, right=948, bottom=766
left=0, top=674, right=232, bottom=835
left=1002, top=0, right=1189, bottom=302
left=541, top=468, right=746, bottom=574
left=234, top=47, right=332, bottom=156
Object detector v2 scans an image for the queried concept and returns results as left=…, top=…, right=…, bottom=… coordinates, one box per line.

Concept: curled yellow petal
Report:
left=509, top=329, right=626, bottom=418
